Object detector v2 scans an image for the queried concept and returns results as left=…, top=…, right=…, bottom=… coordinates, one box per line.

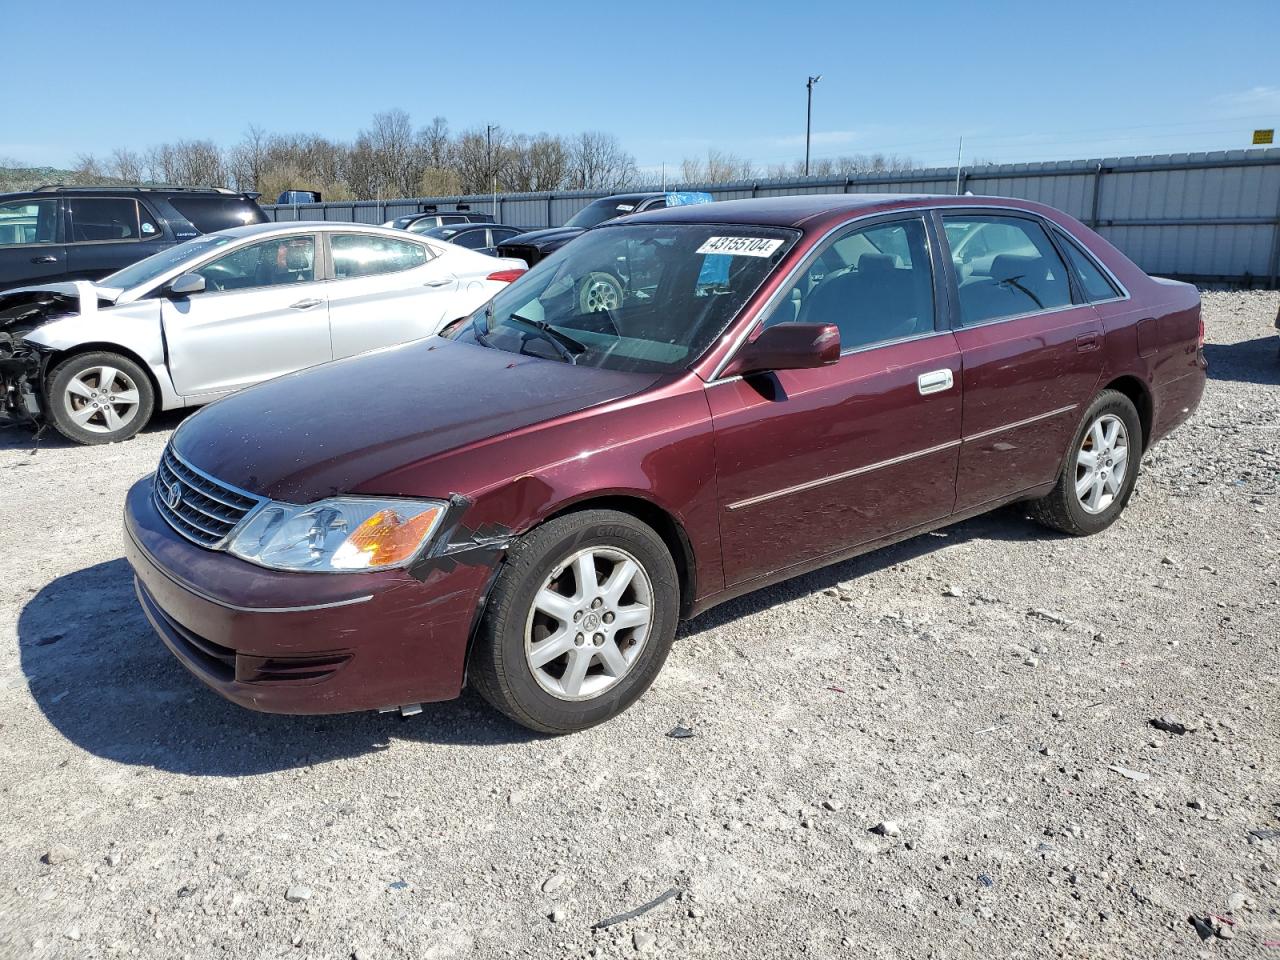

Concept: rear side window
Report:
left=1056, top=231, right=1122, bottom=302
left=166, top=196, right=266, bottom=233
left=0, top=199, right=59, bottom=246
left=69, top=198, right=142, bottom=242
left=944, top=215, right=1072, bottom=325
left=331, top=234, right=430, bottom=278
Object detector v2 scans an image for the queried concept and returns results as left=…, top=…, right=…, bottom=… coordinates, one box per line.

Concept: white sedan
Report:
left=0, top=222, right=526, bottom=444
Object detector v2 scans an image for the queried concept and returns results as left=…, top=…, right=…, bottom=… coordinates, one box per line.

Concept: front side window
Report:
left=407, top=217, right=441, bottom=234
left=0, top=199, right=58, bottom=246
left=450, top=228, right=488, bottom=250
left=944, top=215, right=1072, bottom=325
left=69, top=198, right=141, bottom=242
left=331, top=234, right=429, bottom=278
left=194, top=235, right=316, bottom=291
left=765, top=217, right=936, bottom=351
left=1056, top=231, right=1121, bottom=302
left=449, top=223, right=798, bottom=373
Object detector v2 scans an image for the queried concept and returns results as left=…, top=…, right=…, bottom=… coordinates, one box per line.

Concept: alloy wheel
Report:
left=582, top=276, right=620, bottom=312
left=1075, top=413, right=1129, bottom=515
left=63, top=365, right=142, bottom=435
left=524, top=546, right=653, bottom=701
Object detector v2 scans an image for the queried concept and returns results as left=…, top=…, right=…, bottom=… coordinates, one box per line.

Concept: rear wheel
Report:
left=1029, top=389, right=1141, bottom=535
left=45, top=351, right=155, bottom=445
left=469, top=509, right=679, bottom=734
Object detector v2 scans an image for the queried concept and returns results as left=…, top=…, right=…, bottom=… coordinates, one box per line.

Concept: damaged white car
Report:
left=0, top=222, right=525, bottom=443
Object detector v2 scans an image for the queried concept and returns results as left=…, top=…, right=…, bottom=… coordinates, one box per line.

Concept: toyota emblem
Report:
left=165, top=481, right=183, bottom=510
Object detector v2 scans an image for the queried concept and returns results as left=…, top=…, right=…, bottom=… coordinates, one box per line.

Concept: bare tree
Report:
left=228, top=125, right=271, bottom=192
left=681, top=149, right=755, bottom=183
left=568, top=131, right=636, bottom=190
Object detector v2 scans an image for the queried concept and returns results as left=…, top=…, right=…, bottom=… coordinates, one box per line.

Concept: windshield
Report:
left=447, top=222, right=797, bottom=373
left=564, top=198, right=644, bottom=230
left=103, top=233, right=238, bottom=291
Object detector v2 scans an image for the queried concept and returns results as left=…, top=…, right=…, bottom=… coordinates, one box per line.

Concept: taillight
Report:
left=487, top=269, right=526, bottom=283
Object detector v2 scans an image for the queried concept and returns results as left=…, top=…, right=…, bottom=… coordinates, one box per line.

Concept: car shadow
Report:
left=19, top=506, right=1050, bottom=777
left=0, top=408, right=194, bottom=452
left=1202, top=335, right=1280, bottom=386
left=17, top=558, right=541, bottom=777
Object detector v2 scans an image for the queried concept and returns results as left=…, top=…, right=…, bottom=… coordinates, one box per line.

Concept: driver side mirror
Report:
left=165, top=273, right=206, bottom=298
left=721, top=322, right=841, bottom=378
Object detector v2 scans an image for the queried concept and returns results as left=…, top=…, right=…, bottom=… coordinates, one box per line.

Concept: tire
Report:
left=1029, top=389, right=1142, bottom=536
left=470, top=509, right=680, bottom=734
left=45, top=351, right=155, bottom=445
left=576, top=271, right=622, bottom=314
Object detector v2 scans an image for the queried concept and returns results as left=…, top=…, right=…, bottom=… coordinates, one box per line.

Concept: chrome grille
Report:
left=152, top=445, right=263, bottom=548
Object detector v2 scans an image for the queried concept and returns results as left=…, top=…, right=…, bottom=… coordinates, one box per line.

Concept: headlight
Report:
left=227, top=497, right=447, bottom=572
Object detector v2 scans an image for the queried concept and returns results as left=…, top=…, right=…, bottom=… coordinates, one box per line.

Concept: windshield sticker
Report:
left=696, top=236, right=784, bottom=258
left=615, top=204, right=635, bottom=212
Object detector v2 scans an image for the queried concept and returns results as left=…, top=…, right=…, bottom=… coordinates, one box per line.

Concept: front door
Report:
left=162, top=233, right=331, bottom=398
left=326, top=232, right=458, bottom=359
left=709, top=214, right=962, bottom=587
left=940, top=212, right=1104, bottom=511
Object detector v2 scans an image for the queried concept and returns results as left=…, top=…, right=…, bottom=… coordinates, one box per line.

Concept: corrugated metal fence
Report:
left=264, top=149, right=1280, bottom=286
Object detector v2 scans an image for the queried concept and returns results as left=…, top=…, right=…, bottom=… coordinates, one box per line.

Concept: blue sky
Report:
left=5, top=0, right=1279, bottom=174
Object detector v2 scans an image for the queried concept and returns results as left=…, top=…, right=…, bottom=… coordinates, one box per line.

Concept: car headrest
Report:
left=857, top=252, right=896, bottom=273
left=990, top=254, right=1046, bottom=283
left=286, top=245, right=311, bottom=270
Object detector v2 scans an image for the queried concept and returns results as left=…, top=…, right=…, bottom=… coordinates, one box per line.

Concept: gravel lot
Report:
left=1, top=291, right=1277, bottom=960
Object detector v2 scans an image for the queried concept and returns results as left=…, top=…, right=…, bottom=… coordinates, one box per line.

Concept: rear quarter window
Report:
left=166, top=196, right=267, bottom=234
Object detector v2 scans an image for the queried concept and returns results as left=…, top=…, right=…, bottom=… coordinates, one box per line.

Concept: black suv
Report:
left=0, top=185, right=268, bottom=292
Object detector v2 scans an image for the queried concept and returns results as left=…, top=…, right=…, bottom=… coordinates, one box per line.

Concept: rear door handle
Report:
left=30, top=255, right=58, bottom=264
left=289, top=298, right=322, bottom=310
left=422, top=278, right=453, bottom=288
left=917, top=369, right=954, bottom=395
left=1075, top=332, right=1101, bottom=352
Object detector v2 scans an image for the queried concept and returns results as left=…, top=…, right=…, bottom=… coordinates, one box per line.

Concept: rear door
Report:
left=326, top=232, right=456, bottom=358
left=0, top=197, right=67, bottom=288
left=65, top=197, right=169, bottom=279
left=161, top=233, right=330, bottom=397
left=709, top=214, right=962, bottom=586
left=940, top=211, right=1104, bottom=512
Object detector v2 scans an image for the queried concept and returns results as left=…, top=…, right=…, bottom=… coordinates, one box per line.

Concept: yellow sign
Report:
left=1254, top=129, right=1275, bottom=145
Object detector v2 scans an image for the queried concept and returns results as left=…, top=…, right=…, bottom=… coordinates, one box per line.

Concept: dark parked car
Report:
left=0, top=185, right=268, bottom=291
left=124, top=194, right=1206, bottom=733
left=496, top=191, right=714, bottom=270
left=384, top=210, right=495, bottom=232
left=418, top=223, right=523, bottom=256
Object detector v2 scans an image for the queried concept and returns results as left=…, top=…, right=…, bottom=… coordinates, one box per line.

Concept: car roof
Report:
left=2, top=185, right=249, bottom=198
left=622, top=193, right=1055, bottom=230
left=211, top=221, right=427, bottom=240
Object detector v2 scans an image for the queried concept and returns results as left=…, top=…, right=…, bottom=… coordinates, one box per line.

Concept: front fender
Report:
left=23, top=299, right=183, bottom=409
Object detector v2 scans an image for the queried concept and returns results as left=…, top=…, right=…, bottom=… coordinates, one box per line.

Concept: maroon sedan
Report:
left=124, top=194, right=1206, bottom=733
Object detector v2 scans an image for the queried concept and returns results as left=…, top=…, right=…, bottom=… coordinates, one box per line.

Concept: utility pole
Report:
left=486, top=123, right=498, bottom=215
left=805, top=75, right=822, bottom=177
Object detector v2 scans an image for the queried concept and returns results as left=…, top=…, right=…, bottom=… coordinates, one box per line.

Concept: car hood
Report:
left=502, top=226, right=585, bottom=248
left=0, top=280, right=112, bottom=331
left=172, top=337, right=662, bottom=503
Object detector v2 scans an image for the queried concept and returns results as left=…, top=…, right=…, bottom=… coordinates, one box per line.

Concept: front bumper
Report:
left=123, top=478, right=498, bottom=714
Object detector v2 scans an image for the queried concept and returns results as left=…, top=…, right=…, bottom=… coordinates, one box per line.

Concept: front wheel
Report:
left=45, top=351, right=155, bottom=445
left=1029, top=389, right=1142, bottom=536
left=469, top=509, right=679, bottom=734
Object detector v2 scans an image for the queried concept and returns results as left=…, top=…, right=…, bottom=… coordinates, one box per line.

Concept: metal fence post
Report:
left=1089, top=162, right=1105, bottom=228
left=547, top=194, right=554, bottom=228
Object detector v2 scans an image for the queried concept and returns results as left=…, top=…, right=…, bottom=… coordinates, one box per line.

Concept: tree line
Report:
left=26, top=109, right=925, bottom=202
left=65, top=110, right=641, bottom=201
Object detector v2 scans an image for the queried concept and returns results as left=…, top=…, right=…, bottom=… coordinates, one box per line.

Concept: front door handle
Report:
left=917, top=369, right=954, bottom=395
left=289, top=298, right=322, bottom=310
left=30, top=255, right=58, bottom=264
left=422, top=278, right=453, bottom=288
